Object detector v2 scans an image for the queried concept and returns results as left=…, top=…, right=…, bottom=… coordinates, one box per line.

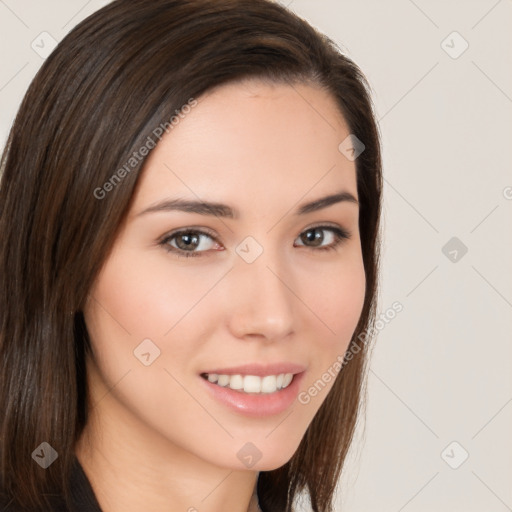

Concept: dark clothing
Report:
left=1, top=459, right=265, bottom=511
left=0, top=457, right=102, bottom=511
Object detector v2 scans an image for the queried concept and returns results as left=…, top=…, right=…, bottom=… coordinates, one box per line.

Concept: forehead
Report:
left=129, top=79, right=357, bottom=218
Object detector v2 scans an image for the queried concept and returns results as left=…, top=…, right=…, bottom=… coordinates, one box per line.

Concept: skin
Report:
left=75, top=79, right=366, bottom=512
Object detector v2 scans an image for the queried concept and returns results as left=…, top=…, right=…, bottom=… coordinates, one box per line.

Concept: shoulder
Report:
left=0, top=457, right=101, bottom=512
left=0, top=491, right=69, bottom=512
left=68, top=457, right=103, bottom=512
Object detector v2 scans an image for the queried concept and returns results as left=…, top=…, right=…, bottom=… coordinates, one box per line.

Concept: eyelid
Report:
left=158, top=226, right=219, bottom=244
left=300, top=221, right=350, bottom=234
left=159, top=223, right=350, bottom=243
left=297, top=221, right=352, bottom=241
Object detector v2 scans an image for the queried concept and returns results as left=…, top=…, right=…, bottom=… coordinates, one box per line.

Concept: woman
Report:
left=0, top=0, right=382, bottom=511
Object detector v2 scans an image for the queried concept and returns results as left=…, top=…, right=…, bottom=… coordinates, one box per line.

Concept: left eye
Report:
left=160, top=225, right=350, bottom=258
left=294, top=226, right=346, bottom=249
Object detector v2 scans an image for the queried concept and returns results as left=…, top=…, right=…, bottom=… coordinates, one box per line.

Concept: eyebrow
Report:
left=136, top=191, right=358, bottom=219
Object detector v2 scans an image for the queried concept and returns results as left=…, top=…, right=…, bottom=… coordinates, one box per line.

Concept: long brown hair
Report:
left=0, top=1, right=382, bottom=510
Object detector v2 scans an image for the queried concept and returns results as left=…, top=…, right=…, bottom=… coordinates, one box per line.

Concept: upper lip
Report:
left=201, top=362, right=307, bottom=377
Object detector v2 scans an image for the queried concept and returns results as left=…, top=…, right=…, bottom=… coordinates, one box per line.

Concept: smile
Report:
left=201, top=373, right=294, bottom=394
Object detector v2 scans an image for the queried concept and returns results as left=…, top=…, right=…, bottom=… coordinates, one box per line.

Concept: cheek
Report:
left=82, top=252, right=231, bottom=457
left=86, top=247, right=222, bottom=343
left=297, top=251, right=366, bottom=396
left=305, top=254, right=366, bottom=345
left=83, top=247, right=229, bottom=400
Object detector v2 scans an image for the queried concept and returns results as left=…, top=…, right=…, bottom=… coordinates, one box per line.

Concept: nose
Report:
left=225, top=252, right=296, bottom=343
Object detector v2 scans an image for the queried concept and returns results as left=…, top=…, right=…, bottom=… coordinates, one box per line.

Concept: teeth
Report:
left=282, top=373, right=293, bottom=388
left=204, top=373, right=294, bottom=394
left=261, top=375, right=276, bottom=393
left=217, top=374, right=230, bottom=387
left=243, top=375, right=261, bottom=393
left=229, top=374, right=243, bottom=390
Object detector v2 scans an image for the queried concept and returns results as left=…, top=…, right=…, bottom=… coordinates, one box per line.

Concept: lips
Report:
left=199, top=367, right=306, bottom=417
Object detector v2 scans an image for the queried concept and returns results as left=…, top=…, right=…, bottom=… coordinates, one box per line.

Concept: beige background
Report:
left=1, top=1, right=511, bottom=510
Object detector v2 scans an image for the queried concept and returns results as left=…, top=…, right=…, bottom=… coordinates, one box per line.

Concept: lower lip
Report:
left=200, top=372, right=305, bottom=417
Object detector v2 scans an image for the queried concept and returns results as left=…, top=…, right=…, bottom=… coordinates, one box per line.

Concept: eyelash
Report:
left=158, top=225, right=351, bottom=259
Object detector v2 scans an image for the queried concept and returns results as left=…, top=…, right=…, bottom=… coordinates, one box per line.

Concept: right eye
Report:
left=159, top=229, right=222, bottom=258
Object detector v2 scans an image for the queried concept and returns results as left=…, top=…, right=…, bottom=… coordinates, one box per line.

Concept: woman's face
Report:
left=83, top=79, right=366, bottom=471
